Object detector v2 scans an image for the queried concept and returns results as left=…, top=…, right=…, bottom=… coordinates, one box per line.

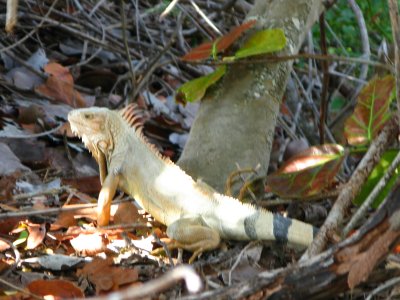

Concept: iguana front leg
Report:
left=97, top=172, right=120, bottom=226
left=166, top=217, right=221, bottom=263
left=97, top=152, right=107, bottom=185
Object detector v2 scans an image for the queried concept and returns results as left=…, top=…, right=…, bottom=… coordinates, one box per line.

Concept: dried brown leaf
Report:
left=77, top=257, right=139, bottom=294
left=27, top=279, right=84, bottom=299
left=35, top=63, right=87, bottom=107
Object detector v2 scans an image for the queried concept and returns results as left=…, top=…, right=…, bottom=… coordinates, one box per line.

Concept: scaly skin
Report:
left=68, top=106, right=316, bottom=262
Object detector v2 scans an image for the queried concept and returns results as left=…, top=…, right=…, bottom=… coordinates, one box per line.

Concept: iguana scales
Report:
left=68, top=106, right=316, bottom=262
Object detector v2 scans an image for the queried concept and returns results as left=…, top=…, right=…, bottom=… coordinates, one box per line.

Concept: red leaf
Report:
left=266, top=144, right=345, bottom=198
left=77, top=257, right=139, bottom=294
left=35, top=62, right=87, bottom=107
left=217, top=20, right=257, bottom=52
left=26, top=223, right=46, bottom=249
left=344, top=75, right=395, bottom=146
left=27, top=279, right=84, bottom=299
left=181, top=41, right=214, bottom=61
left=113, top=201, right=143, bottom=225
left=51, top=203, right=97, bottom=229
left=181, top=20, right=256, bottom=61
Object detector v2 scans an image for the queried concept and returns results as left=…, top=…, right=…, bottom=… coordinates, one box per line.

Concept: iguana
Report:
left=68, top=106, right=316, bottom=263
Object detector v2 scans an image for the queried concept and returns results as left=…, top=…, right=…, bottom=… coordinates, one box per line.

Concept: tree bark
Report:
left=178, top=0, right=326, bottom=193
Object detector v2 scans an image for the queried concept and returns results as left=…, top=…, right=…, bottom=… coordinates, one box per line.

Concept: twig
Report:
left=77, top=265, right=202, bottom=300
left=302, top=116, right=400, bottom=260
left=189, top=0, right=221, bottom=35
left=63, top=131, right=78, bottom=179
left=324, top=20, right=350, bottom=56
left=347, top=0, right=370, bottom=97
left=151, top=233, right=176, bottom=266
left=176, top=11, right=188, bottom=52
left=318, top=13, right=329, bottom=144
left=260, top=189, right=339, bottom=208
left=0, top=198, right=131, bottom=219
left=225, top=167, right=257, bottom=197
left=292, top=71, right=336, bottom=143
left=24, top=12, right=139, bottom=59
left=0, top=122, right=63, bottom=139
left=0, top=204, right=87, bottom=219
left=228, top=241, right=258, bottom=286
left=343, top=149, right=400, bottom=236
left=260, top=198, right=293, bottom=206
left=12, top=186, right=73, bottom=201
left=176, top=3, right=214, bottom=40
left=0, top=0, right=59, bottom=53
left=0, top=47, right=47, bottom=80
left=5, top=0, right=18, bottom=32
left=221, top=0, right=239, bottom=12
left=238, top=180, right=257, bottom=201
left=306, top=30, right=316, bottom=97
left=24, top=1, right=117, bottom=58
left=120, top=0, right=135, bottom=99
left=0, top=278, right=42, bottom=300
left=70, top=222, right=152, bottom=233
left=0, top=236, right=20, bottom=267
left=70, top=0, right=106, bottom=67
left=277, top=115, right=297, bottom=140
left=277, top=80, right=308, bottom=164
left=328, top=69, right=366, bottom=84
left=366, top=276, right=400, bottom=300
left=185, top=53, right=392, bottom=71
left=160, top=0, right=179, bottom=20
left=236, top=163, right=260, bottom=201
left=88, top=0, right=107, bottom=17
left=388, top=0, right=400, bottom=122
left=120, top=21, right=180, bottom=107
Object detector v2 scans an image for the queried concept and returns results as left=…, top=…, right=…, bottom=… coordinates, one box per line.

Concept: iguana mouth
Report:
left=69, top=123, right=80, bottom=137
left=68, top=111, right=82, bottom=136
left=68, top=118, right=92, bottom=152
left=69, top=121, right=88, bottom=146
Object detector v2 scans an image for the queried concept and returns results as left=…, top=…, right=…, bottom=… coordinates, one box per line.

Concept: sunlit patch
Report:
left=154, top=165, right=193, bottom=197
left=70, top=232, right=106, bottom=255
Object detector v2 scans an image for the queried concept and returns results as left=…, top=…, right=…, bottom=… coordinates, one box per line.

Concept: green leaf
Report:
left=175, top=66, right=226, bottom=104
left=13, top=230, right=28, bottom=246
left=330, top=97, right=347, bottom=111
left=344, top=75, right=395, bottom=146
left=235, top=28, right=286, bottom=59
left=266, top=144, right=345, bottom=198
left=353, top=150, right=400, bottom=208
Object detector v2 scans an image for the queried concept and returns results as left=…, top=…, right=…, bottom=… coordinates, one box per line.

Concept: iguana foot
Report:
left=166, top=217, right=221, bottom=263
left=165, top=240, right=215, bottom=264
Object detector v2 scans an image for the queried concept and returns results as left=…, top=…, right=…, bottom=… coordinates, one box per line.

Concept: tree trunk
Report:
left=178, top=0, right=326, bottom=194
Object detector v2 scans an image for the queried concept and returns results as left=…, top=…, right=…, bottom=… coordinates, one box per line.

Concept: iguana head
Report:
left=68, top=107, right=118, bottom=158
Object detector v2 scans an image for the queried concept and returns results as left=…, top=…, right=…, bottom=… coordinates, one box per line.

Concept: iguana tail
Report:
left=215, top=198, right=316, bottom=248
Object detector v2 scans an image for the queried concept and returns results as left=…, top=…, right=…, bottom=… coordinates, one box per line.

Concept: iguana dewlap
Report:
left=68, top=106, right=316, bottom=262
